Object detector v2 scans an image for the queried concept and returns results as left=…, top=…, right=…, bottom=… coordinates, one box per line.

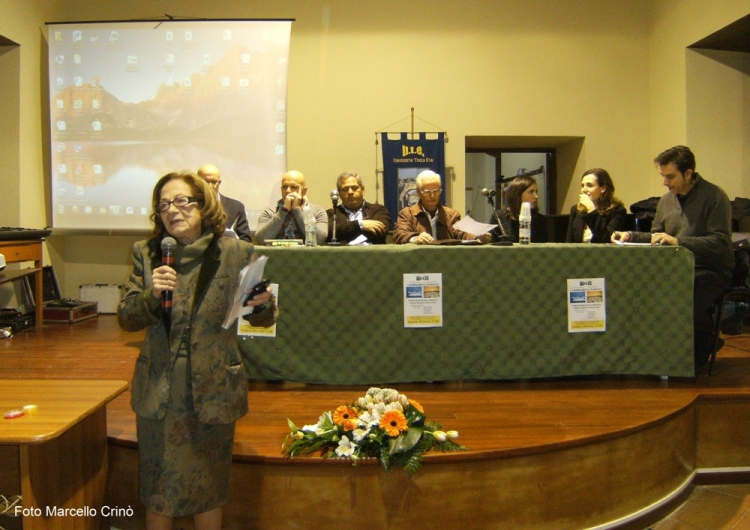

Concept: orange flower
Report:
left=333, top=406, right=359, bottom=426
left=380, top=410, right=408, bottom=437
left=408, top=399, right=424, bottom=413
left=342, top=419, right=358, bottom=432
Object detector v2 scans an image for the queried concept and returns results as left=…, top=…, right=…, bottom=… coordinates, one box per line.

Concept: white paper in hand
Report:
left=222, top=255, right=268, bottom=329
left=453, top=215, right=495, bottom=236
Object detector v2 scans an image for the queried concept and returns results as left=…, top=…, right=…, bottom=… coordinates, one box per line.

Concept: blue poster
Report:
left=381, top=132, right=445, bottom=223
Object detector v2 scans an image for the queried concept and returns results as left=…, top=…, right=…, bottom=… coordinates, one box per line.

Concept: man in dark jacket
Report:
left=327, top=172, right=392, bottom=245
left=197, top=164, right=252, bottom=243
left=612, top=146, right=733, bottom=367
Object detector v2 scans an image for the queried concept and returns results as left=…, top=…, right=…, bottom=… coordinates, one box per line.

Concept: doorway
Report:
left=465, top=149, right=555, bottom=222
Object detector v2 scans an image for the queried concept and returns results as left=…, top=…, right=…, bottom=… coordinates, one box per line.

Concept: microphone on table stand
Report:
left=328, top=190, right=341, bottom=246
left=483, top=190, right=512, bottom=246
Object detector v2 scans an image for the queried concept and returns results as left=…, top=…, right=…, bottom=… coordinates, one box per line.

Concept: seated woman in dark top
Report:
left=489, top=175, right=548, bottom=243
left=566, top=168, right=627, bottom=243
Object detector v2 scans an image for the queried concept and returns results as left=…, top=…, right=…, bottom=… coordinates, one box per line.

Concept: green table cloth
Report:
left=238, top=244, right=694, bottom=383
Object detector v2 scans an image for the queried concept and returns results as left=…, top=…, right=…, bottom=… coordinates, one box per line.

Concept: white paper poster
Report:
left=403, top=273, right=443, bottom=328
left=567, top=278, right=606, bottom=333
left=237, top=283, right=279, bottom=337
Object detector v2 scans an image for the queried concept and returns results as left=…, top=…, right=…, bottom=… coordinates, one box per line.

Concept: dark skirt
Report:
left=136, top=355, right=235, bottom=517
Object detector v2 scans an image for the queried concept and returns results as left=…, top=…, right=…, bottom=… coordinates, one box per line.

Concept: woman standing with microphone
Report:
left=566, top=168, right=628, bottom=243
left=118, top=171, right=276, bottom=530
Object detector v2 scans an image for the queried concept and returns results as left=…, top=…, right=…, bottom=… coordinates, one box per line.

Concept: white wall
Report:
left=687, top=48, right=750, bottom=200
left=465, top=153, right=496, bottom=223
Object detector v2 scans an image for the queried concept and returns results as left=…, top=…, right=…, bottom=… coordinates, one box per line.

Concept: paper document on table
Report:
left=454, top=215, right=495, bottom=235
left=348, top=234, right=368, bottom=245
left=222, top=255, right=268, bottom=329
left=613, top=240, right=652, bottom=246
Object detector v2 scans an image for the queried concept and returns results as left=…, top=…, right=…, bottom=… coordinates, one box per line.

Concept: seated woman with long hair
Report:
left=566, top=168, right=627, bottom=243
left=489, top=175, right=548, bottom=243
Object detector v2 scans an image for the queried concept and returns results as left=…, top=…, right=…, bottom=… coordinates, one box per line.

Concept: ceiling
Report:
left=690, top=13, right=750, bottom=53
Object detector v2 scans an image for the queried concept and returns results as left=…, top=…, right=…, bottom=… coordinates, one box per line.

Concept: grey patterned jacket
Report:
left=118, top=236, right=275, bottom=425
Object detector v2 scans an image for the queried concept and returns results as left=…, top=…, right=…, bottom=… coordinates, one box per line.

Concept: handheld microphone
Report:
left=160, top=237, right=177, bottom=314
left=331, top=189, right=340, bottom=207
left=481, top=188, right=496, bottom=197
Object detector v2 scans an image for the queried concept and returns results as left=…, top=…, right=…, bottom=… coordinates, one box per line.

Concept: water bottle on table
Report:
left=519, top=202, right=532, bottom=245
left=304, top=206, right=317, bottom=247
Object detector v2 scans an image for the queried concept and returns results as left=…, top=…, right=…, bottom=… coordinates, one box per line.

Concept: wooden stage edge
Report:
left=2, top=316, right=749, bottom=530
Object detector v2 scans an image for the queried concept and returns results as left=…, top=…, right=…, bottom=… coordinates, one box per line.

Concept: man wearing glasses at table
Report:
left=393, top=170, right=491, bottom=244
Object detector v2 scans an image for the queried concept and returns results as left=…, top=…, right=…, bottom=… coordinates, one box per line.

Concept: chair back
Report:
left=731, top=239, right=750, bottom=289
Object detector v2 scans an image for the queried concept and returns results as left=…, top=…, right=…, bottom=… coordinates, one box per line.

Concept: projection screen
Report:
left=47, top=19, right=292, bottom=231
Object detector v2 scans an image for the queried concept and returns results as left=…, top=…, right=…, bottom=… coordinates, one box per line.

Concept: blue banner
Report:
left=381, top=132, right=445, bottom=223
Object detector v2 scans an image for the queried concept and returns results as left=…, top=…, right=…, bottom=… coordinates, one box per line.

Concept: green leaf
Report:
left=380, top=445, right=391, bottom=474
left=287, top=418, right=299, bottom=432
left=404, top=404, right=426, bottom=426
left=424, top=420, right=442, bottom=431
left=389, top=427, right=423, bottom=456
left=281, top=434, right=292, bottom=453
left=404, top=452, right=423, bottom=477
left=433, top=439, right=466, bottom=452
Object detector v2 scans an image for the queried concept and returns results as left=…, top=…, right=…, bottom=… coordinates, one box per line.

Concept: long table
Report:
left=238, top=244, right=695, bottom=383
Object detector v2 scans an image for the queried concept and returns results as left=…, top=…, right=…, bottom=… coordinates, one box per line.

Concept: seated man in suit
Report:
left=611, top=146, right=734, bottom=367
left=393, top=170, right=490, bottom=244
left=327, top=172, right=391, bottom=245
left=197, top=164, right=252, bottom=242
left=255, top=170, right=327, bottom=245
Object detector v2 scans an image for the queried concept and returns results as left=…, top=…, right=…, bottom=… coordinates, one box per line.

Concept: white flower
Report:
left=303, top=411, right=334, bottom=435
left=384, top=401, right=404, bottom=413
left=358, top=410, right=380, bottom=429
left=352, top=428, right=369, bottom=442
left=335, top=436, right=356, bottom=458
left=432, top=431, right=447, bottom=442
left=446, top=430, right=459, bottom=439
left=399, top=394, right=409, bottom=408
left=382, top=388, right=398, bottom=403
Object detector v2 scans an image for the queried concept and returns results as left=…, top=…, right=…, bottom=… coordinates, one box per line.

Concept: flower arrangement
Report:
left=281, top=387, right=465, bottom=476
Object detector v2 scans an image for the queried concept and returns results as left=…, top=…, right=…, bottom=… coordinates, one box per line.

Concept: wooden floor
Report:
left=2, top=315, right=749, bottom=529
left=651, top=483, right=750, bottom=529
left=3, top=316, right=749, bottom=458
